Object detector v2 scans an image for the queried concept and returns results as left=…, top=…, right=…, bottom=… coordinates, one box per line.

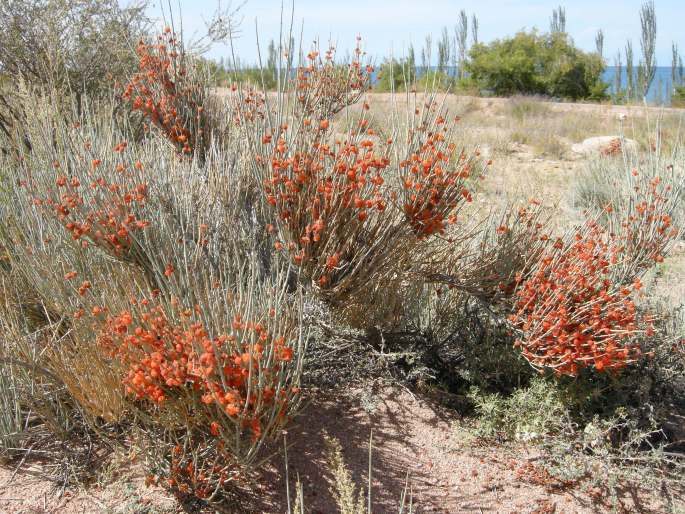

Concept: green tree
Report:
left=625, top=40, right=635, bottom=100
left=407, top=43, right=416, bottom=76
left=455, top=10, right=468, bottom=80
left=613, top=51, right=623, bottom=102
left=637, top=0, right=657, bottom=99
left=467, top=31, right=607, bottom=100
left=437, top=27, right=451, bottom=73
left=595, top=29, right=604, bottom=58
left=471, top=14, right=479, bottom=46
left=550, top=6, right=567, bottom=34
left=266, top=39, right=278, bottom=81
left=374, top=57, right=416, bottom=92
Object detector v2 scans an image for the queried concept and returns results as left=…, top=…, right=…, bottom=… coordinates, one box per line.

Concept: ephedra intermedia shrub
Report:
left=0, top=81, right=305, bottom=502
left=122, top=27, right=212, bottom=160
left=230, top=39, right=487, bottom=325
left=510, top=168, right=681, bottom=376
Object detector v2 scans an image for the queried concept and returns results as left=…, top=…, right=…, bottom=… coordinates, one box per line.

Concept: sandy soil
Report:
left=2, top=385, right=680, bottom=513
left=252, top=385, right=672, bottom=514
left=0, top=464, right=179, bottom=513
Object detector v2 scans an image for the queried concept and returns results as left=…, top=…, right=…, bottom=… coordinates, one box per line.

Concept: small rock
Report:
left=571, top=136, right=638, bottom=156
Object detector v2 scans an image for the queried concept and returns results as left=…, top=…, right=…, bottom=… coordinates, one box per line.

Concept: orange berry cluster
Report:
left=97, top=300, right=296, bottom=441
left=122, top=29, right=203, bottom=155
left=400, top=130, right=473, bottom=238
left=38, top=159, right=149, bottom=258
left=510, top=221, right=649, bottom=375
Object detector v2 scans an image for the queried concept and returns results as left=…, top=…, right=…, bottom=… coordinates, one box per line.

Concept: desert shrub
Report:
left=468, top=300, right=685, bottom=489
left=510, top=217, right=671, bottom=376
left=0, top=0, right=149, bottom=154
left=506, top=96, right=551, bottom=121
left=574, top=138, right=685, bottom=237
left=427, top=200, right=551, bottom=307
left=456, top=139, right=684, bottom=499
left=467, top=31, right=608, bottom=100
left=468, top=377, right=572, bottom=441
left=379, top=202, right=554, bottom=395
left=509, top=130, right=530, bottom=145
left=535, top=132, right=568, bottom=159
left=0, top=269, right=112, bottom=474
left=509, top=137, right=683, bottom=376
left=422, top=294, right=533, bottom=394
left=120, top=28, right=236, bottom=163
left=469, top=373, right=685, bottom=497
left=230, top=41, right=487, bottom=327
left=0, top=80, right=305, bottom=503
left=0, top=0, right=148, bottom=96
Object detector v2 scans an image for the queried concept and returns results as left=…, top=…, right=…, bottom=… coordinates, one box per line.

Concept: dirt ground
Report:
left=2, top=384, right=681, bottom=513
left=2, top=94, right=684, bottom=514
left=253, top=386, right=681, bottom=514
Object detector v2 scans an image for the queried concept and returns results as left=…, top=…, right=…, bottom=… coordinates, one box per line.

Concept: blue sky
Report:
left=141, top=0, right=684, bottom=66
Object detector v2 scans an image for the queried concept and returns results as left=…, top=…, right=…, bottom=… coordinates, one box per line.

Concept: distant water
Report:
left=376, top=65, right=677, bottom=105
left=603, top=66, right=675, bottom=105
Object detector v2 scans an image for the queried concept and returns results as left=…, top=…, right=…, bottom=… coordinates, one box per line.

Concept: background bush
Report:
left=467, top=30, right=608, bottom=100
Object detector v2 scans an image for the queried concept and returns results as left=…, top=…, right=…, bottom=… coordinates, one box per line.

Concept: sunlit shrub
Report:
left=122, top=28, right=210, bottom=159
left=510, top=217, right=676, bottom=375
left=509, top=141, right=683, bottom=376
left=230, top=41, right=486, bottom=326
left=510, top=220, right=649, bottom=375
left=0, top=86, right=305, bottom=501
left=574, top=140, right=685, bottom=252
left=468, top=377, right=571, bottom=441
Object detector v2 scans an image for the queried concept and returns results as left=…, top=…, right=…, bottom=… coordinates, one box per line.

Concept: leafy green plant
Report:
left=673, top=85, right=685, bottom=107
left=468, top=377, right=572, bottom=441
left=467, top=30, right=608, bottom=100
left=374, top=58, right=415, bottom=92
